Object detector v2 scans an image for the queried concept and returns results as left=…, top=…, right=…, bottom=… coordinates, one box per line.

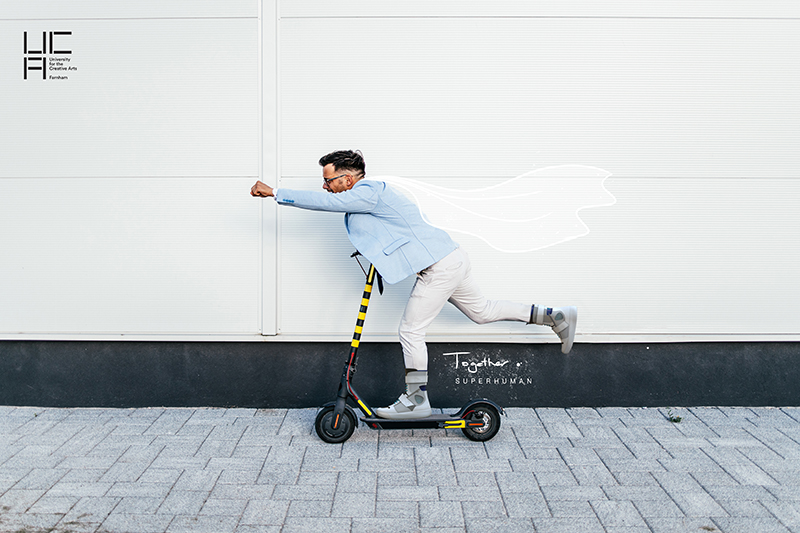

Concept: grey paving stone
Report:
left=652, top=471, right=705, bottom=494
left=510, top=426, right=550, bottom=439
left=173, top=469, right=221, bottom=492
left=102, top=513, right=174, bottom=533
left=47, top=478, right=112, bottom=498
left=167, top=516, right=239, bottom=533
left=759, top=499, right=800, bottom=528
left=113, top=496, right=165, bottom=514
left=570, top=464, right=617, bottom=486
left=139, top=468, right=184, bottom=485
left=417, top=465, right=458, bottom=486
left=62, top=495, right=121, bottom=523
left=540, top=485, right=607, bottom=501
left=331, top=491, right=375, bottom=517
left=543, top=422, right=583, bottom=439
left=336, top=471, right=378, bottom=493
left=198, top=497, right=248, bottom=517
left=27, top=494, right=79, bottom=514
left=298, top=471, right=338, bottom=485
left=272, top=484, right=336, bottom=501
left=509, top=458, right=570, bottom=473
left=611, top=472, right=660, bottom=486
left=658, top=456, right=726, bottom=473
left=502, top=492, right=550, bottom=518
left=0, top=488, right=47, bottom=513
left=195, top=440, right=237, bottom=459
left=13, top=468, right=67, bottom=490
left=592, top=500, right=647, bottom=528
left=210, top=483, right=274, bottom=500
left=256, top=463, right=301, bottom=484
left=439, top=485, right=503, bottom=502
left=216, top=468, right=260, bottom=485
left=377, top=470, right=416, bottom=486
left=351, top=517, right=420, bottom=532
left=287, top=498, right=333, bottom=517
left=420, top=500, right=465, bottom=528
left=604, top=459, right=667, bottom=474
left=716, top=498, right=773, bottom=518
left=533, top=516, right=605, bottom=533
left=603, top=485, right=671, bottom=501
left=455, top=471, right=499, bottom=487
left=596, top=408, right=634, bottom=419
left=460, top=499, right=507, bottom=518
left=100, top=462, right=150, bottom=483
left=150, top=456, right=209, bottom=471
left=484, top=441, right=527, bottom=460
left=631, top=498, right=685, bottom=518
left=712, top=516, right=791, bottom=532
left=558, top=447, right=603, bottom=466
left=377, top=485, right=438, bottom=502
left=536, top=409, right=572, bottom=422
left=157, top=490, right=209, bottom=516
left=106, top=482, right=173, bottom=499
left=358, top=457, right=416, bottom=473
left=670, top=491, right=729, bottom=517
left=689, top=469, right=741, bottom=488
left=495, top=472, right=539, bottom=493
left=374, top=500, right=418, bottom=518
left=303, top=457, right=360, bottom=472
left=533, top=470, right=578, bottom=486
left=548, top=500, right=596, bottom=517
left=280, top=516, right=351, bottom=532
left=239, top=499, right=289, bottom=525
left=703, top=484, right=777, bottom=502
left=613, top=427, right=659, bottom=446
left=466, top=517, right=535, bottom=532
left=1, top=512, right=66, bottom=531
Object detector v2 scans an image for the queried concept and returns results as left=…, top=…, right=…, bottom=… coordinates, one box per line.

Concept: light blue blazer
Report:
left=275, top=180, right=458, bottom=284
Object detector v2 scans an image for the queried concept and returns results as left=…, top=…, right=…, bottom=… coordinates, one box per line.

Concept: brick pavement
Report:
left=1, top=405, right=800, bottom=532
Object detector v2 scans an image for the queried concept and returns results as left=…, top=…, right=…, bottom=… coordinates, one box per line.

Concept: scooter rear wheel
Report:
left=461, top=402, right=501, bottom=442
left=315, top=406, right=356, bottom=443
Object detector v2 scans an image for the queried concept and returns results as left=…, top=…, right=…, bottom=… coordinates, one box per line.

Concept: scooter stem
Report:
left=332, top=263, right=378, bottom=429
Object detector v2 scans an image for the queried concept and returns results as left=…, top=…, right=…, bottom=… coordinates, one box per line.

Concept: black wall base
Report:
left=0, top=341, right=798, bottom=408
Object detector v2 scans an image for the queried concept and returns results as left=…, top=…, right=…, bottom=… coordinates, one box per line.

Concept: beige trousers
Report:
left=398, top=247, right=530, bottom=370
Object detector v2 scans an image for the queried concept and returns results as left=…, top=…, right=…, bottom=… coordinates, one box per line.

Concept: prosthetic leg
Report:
left=529, top=305, right=578, bottom=354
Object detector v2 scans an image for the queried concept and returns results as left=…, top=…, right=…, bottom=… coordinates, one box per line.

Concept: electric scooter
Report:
left=314, top=252, right=504, bottom=444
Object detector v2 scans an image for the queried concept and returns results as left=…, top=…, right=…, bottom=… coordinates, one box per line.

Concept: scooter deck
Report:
left=361, top=414, right=484, bottom=431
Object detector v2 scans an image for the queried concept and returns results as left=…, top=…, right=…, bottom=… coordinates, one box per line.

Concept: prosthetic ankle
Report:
left=374, top=370, right=432, bottom=420
left=529, top=304, right=578, bottom=355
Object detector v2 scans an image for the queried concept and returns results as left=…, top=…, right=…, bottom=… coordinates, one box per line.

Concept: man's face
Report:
left=322, top=164, right=354, bottom=193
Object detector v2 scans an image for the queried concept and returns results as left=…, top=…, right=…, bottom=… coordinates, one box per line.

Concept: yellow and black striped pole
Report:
left=350, top=264, right=377, bottom=354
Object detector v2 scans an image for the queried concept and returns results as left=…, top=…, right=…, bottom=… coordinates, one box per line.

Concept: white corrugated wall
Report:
left=1, top=1, right=798, bottom=343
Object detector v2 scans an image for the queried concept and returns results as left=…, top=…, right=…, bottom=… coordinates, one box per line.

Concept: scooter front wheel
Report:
left=461, top=402, right=501, bottom=442
left=315, top=406, right=356, bottom=443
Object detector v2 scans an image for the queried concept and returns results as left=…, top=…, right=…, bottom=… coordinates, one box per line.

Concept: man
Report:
left=251, top=150, right=577, bottom=420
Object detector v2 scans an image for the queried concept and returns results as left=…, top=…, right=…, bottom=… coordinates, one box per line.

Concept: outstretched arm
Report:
left=250, top=181, right=274, bottom=197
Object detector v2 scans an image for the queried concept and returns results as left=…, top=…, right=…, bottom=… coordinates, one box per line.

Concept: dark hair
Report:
left=318, top=150, right=366, bottom=178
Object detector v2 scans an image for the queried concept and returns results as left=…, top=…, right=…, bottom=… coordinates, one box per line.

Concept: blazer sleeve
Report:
left=274, top=181, right=380, bottom=213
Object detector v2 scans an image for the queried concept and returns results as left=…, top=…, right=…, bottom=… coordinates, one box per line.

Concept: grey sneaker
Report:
left=551, top=306, right=577, bottom=354
left=375, top=389, right=431, bottom=420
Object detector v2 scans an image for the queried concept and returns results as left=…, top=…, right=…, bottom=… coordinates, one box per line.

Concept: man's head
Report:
left=319, top=150, right=366, bottom=193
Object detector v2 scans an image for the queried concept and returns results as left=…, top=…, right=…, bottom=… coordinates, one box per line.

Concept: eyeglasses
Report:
left=323, top=173, right=349, bottom=185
